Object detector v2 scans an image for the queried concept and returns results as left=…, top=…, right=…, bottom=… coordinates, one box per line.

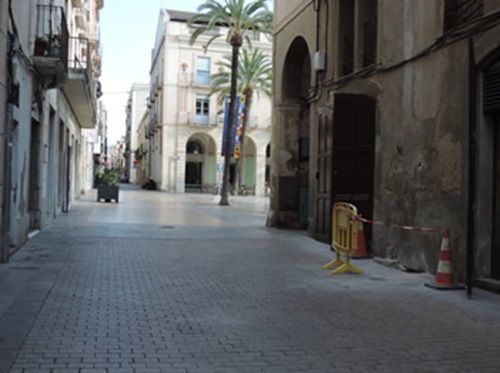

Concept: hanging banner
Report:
left=221, top=95, right=245, bottom=157
left=233, top=95, right=245, bottom=159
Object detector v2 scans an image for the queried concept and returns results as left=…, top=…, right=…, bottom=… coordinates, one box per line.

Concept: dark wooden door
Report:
left=315, top=107, right=334, bottom=243
left=185, top=162, right=202, bottom=190
left=332, top=95, right=376, bottom=247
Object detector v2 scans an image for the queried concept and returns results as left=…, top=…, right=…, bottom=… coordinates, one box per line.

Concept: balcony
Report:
left=444, top=0, right=483, bottom=31
left=181, top=112, right=221, bottom=127
left=32, top=5, right=69, bottom=89
left=61, top=37, right=96, bottom=128
left=148, top=112, right=158, bottom=136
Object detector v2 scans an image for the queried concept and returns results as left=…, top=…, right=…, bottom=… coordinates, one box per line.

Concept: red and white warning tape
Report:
left=339, top=206, right=446, bottom=234
left=355, top=215, right=445, bottom=233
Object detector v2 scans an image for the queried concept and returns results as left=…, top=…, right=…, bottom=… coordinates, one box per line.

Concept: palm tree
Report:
left=188, top=0, right=272, bottom=206
left=208, top=48, right=272, bottom=192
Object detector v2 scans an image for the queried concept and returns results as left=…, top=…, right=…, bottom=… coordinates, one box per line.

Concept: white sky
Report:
left=99, top=0, right=273, bottom=144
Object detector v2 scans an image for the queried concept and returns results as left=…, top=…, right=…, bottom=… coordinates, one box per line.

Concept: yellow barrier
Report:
left=322, top=202, right=363, bottom=275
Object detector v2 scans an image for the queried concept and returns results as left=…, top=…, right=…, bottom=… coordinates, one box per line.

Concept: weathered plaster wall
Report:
left=270, top=4, right=315, bottom=229
left=372, top=40, right=470, bottom=277
left=0, top=0, right=8, bottom=252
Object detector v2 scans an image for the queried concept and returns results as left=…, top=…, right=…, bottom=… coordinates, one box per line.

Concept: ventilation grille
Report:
left=484, top=66, right=500, bottom=113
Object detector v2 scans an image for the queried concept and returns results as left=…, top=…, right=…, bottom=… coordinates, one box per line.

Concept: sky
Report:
left=99, top=0, right=204, bottom=144
left=100, top=0, right=273, bottom=144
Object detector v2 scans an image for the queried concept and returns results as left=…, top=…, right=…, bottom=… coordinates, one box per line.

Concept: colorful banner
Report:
left=221, top=95, right=245, bottom=157
left=233, top=96, right=245, bottom=159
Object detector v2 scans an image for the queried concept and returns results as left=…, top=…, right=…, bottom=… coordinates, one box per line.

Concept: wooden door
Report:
left=315, top=107, right=334, bottom=243
left=332, top=95, right=376, bottom=247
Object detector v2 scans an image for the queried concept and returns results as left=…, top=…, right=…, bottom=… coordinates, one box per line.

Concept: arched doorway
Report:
left=272, top=36, right=311, bottom=229
left=184, top=134, right=217, bottom=193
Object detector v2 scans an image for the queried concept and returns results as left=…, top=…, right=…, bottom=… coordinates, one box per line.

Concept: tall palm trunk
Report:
left=235, top=90, right=252, bottom=191
left=220, top=42, right=241, bottom=205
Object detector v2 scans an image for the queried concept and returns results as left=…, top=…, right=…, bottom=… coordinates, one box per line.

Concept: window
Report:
left=339, top=0, right=355, bottom=76
left=338, top=0, right=378, bottom=76
left=444, top=0, right=483, bottom=31
left=195, top=94, right=210, bottom=125
left=196, top=56, right=210, bottom=85
left=361, top=0, right=377, bottom=68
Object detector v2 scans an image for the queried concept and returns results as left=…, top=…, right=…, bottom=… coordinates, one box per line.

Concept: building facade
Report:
left=143, top=9, right=272, bottom=194
left=124, top=83, right=149, bottom=184
left=0, top=0, right=103, bottom=261
left=272, top=0, right=500, bottom=290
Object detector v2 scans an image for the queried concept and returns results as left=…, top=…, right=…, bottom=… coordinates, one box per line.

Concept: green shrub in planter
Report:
left=96, top=168, right=119, bottom=202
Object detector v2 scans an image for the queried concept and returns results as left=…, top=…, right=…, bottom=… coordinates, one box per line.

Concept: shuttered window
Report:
left=484, top=65, right=500, bottom=113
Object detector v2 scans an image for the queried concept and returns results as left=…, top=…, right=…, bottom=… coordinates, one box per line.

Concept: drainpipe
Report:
left=309, top=0, right=325, bottom=103
left=466, top=37, right=477, bottom=298
left=2, top=18, right=14, bottom=262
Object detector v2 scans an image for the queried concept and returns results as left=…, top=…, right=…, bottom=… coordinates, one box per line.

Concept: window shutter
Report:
left=484, top=65, right=500, bottom=113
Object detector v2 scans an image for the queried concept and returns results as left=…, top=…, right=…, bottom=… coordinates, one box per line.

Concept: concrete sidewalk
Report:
left=0, top=187, right=499, bottom=372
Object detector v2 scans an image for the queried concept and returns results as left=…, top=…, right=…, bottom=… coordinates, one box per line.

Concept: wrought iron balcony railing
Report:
left=33, top=5, right=69, bottom=88
left=444, top=0, right=484, bottom=31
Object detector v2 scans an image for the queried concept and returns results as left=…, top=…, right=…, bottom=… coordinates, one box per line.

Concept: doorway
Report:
left=185, top=162, right=202, bottom=190
left=315, top=94, right=376, bottom=245
left=29, top=119, right=41, bottom=229
left=492, top=115, right=500, bottom=279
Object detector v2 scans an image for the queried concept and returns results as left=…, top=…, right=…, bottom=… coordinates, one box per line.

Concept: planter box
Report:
left=97, top=185, right=119, bottom=203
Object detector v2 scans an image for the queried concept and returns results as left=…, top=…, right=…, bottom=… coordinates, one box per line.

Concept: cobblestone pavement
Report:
left=1, top=186, right=500, bottom=372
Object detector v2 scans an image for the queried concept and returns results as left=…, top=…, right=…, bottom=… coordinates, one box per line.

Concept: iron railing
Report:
left=34, top=4, right=69, bottom=66
left=444, top=0, right=483, bottom=31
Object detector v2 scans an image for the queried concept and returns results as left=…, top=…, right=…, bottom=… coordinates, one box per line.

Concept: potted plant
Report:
left=96, top=168, right=119, bottom=203
left=34, top=36, right=48, bottom=56
left=48, top=34, right=62, bottom=57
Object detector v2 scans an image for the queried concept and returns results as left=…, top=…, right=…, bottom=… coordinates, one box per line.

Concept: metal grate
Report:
left=444, top=0, right=483, bottom=31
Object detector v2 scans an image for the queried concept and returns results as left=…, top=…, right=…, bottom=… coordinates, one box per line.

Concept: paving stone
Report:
left=0, top=189, right=499, bottom=372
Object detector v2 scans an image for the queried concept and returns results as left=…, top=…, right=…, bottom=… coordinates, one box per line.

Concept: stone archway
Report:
left=184, top=133, right=217, bottom=193
left=270, top=36, right=311, bottom=229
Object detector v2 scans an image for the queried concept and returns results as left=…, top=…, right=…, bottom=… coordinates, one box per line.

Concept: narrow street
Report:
left=0, top=186, right=499, bottom=373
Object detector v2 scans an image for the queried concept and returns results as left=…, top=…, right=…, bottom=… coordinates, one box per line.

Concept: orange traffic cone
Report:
left=425, top=229, right=465, bottom=290
left=352, top=220, right=370, bottom=259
